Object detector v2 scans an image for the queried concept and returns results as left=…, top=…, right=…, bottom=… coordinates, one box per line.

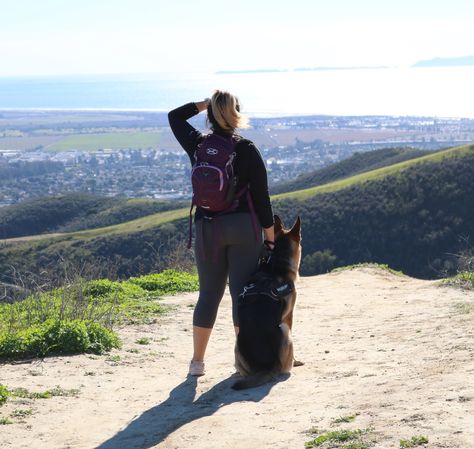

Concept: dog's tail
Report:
left=231, top=370, right=278, bottom=390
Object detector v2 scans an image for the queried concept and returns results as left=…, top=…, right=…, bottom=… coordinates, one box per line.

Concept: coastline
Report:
left=2, top=66, right=474, bottom=118
left=1, top=107, right=473, bottom=120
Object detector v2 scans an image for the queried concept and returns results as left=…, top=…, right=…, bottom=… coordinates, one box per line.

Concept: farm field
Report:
left=46, top=131, right=162, bottom=151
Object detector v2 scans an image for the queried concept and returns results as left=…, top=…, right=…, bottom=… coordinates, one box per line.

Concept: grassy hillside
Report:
left=274, top=143, right=474, bottom=200
left=270, top=147, right=429, bottom=194
left=0, top=193, right=185, bottom=239
left=1, top=144, right=473, bottom=284
left=274, top=143, right=474, bottom=278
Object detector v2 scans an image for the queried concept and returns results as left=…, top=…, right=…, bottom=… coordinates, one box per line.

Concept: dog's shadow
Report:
left=93, top=373, right=289, bottom=449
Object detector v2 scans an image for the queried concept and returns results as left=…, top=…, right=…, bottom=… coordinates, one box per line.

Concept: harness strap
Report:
left=246, top=190, right=261, bottom=244
left=187, top=201, right=195, bottom=249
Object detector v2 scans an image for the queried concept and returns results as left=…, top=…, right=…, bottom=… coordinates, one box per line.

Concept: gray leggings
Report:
left=193, top=213, right=262, bottom=328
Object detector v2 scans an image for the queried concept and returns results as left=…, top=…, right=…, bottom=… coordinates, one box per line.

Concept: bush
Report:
left=83, top=279, right=121, bottom=297
left=442, top=271, right=474, bottom=289
left=0, top=268, right=198, bottom=360
left=84, top=279, right=146, bottom=299
left=301, top=249, right=337, bottom=275
left=0, top=319, right=120, bottom=360
left=0, top=276, right=156, bottom=334
left=0, top=384, right=10, bottom=406
left=128, top=269, right=199, bottom=295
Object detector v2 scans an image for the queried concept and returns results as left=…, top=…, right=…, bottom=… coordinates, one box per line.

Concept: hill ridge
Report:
left=270, top=146, right=429, bottom=195
left=274, top=143, right=474, bottom=200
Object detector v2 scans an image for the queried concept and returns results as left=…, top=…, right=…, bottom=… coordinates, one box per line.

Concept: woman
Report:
left=168, top=90, right=274, bottom=376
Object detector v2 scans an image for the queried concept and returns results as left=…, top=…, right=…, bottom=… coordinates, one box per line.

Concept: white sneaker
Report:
left=188, top=360, right=205, bottom=376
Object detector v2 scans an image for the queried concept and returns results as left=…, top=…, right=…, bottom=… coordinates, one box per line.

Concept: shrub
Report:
left=0, top=319, right=120, bottom=360
left=84, top=278, right=146, bottom=300
left=135, top=337, right=150, bottom=345
left=0, top=268, right=197, bottom=360
left=301, top=249, right=337, bottom=275
left=83, top=279, right=120, bottom=297
left=85, top=321, right=121, bottom=354
left=0, top=276, right=160, bottom=335
left=443, top=271, right=474, bottom=289
left=128, top=269, right=198, bottom=295
left=0, top=384, right=10, bottom=406
left=400, top=435, right=429, bottom=448
left=305, top=429, right=367, bottom=448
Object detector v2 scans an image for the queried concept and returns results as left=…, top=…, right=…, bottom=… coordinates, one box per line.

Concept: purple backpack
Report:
left=191, top=133, right=239, bottom=212
left=187, top=133, right=259, bottom=255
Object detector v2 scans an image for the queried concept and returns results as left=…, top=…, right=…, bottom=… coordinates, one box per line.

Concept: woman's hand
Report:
left=195, top=98, right=210, bottom=113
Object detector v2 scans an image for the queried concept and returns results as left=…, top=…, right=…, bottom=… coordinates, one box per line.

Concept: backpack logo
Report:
left=206, top=148, right=219, bottom=155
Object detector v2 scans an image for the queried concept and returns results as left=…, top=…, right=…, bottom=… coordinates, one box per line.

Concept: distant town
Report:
left=1, top=111, right=474, bottom=207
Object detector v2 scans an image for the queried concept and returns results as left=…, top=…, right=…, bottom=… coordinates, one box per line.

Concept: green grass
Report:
left=442, top=271, right=474, bottom=290
left=331, top=263, right=404, bottom=276
left=0, top=417, right=13, bottom=425
left=0, top=319, right=120, bottom=359
left=46, top=131, right=161, bottom=151
left=0, top=207, right=188, bottom=244
left=12, top=386, right=80, bottom=399
left=0, top=384, right=10, bottom=405
left=10, top=408, right=33, bottom=417
left=1, top=384, right=78, bottom=405
left=332, top=414, right=359, bottom=424
left=275, top=143, right=474, bottom=201
left=399, top=435, right=429, bottom=448
left=0, top=269, right=198, bottom=360
left=304, top=428, right=371, bottom=448
left=128, top=269, right=199, bottom=295
left=135, top=337, right=151, bottom=345
left=0, top=270, right=194, bottom=333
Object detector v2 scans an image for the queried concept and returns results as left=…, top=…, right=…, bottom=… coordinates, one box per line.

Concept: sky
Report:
left=1, top=0, right=473, bottom=77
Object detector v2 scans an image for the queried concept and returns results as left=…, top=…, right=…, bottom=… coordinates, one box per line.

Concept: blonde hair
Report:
left=208, top=90, right=249, bottom=133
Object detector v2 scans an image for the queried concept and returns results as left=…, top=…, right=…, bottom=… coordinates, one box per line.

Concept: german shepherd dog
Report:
left=232, top=215, right=302, bottom=390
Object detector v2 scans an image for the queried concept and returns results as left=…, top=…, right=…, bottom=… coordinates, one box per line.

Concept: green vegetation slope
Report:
left=270, top=147, right=429, bottom=194
left=1, top=144, right=473, bottom=285
left=273, top=144, right=474, bottom=278
left=0, top=193, right=185, bottom=239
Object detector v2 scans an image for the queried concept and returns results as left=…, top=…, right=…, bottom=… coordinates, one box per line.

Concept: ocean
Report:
left=1, top=67, right=474, bottom=118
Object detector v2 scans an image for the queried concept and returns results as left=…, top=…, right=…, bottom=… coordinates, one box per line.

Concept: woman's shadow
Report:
left=94, top=372, right=287, bottom=449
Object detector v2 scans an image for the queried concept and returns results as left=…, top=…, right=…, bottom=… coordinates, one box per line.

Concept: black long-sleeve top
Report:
left=168, top=102, right=274, bottom=228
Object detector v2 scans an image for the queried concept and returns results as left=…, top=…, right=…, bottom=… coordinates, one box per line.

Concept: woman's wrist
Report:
left=194, top=98, right=210, bottom=113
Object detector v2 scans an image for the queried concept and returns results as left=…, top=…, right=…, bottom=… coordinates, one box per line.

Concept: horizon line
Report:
left=0, top=107, right=471, bottom=121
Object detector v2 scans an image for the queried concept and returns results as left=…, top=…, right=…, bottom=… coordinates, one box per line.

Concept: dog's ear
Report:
left=273, top=214, right=284, bottom=236
left=289, top=216, right=301, bottom=242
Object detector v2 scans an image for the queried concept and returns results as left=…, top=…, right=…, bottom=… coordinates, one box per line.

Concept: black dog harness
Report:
left=238, top=272, right=295, bottom=318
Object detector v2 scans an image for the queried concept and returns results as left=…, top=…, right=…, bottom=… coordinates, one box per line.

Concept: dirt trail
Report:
left=1, top=267, right=473, bottom=449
